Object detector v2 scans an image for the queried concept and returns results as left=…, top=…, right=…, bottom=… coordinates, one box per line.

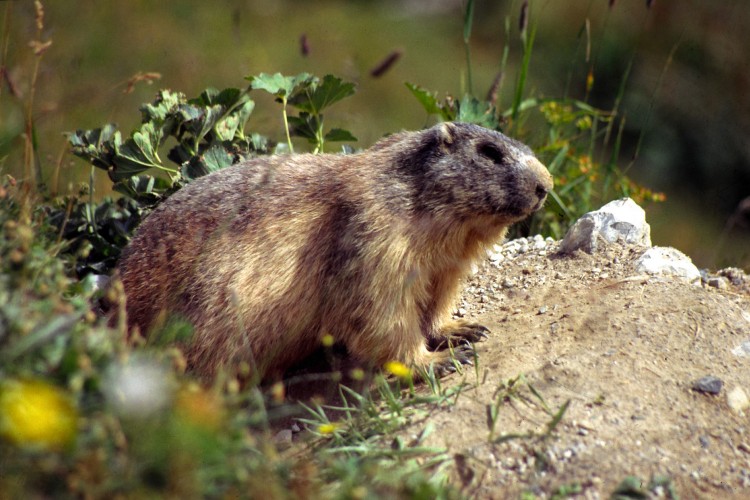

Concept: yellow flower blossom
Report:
left=348, top=368, right=365, bottom=381
left=175, top=384, right=225, bottom=430
left=317, top=422, right=341, bottom=435
left=384, top=360, right=412, bottom=380
left=0, top=378, right=78, bottom=450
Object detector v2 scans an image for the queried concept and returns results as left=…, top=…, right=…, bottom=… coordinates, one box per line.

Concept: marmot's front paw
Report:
left=429, top=320, right=490, bottom=350
left=424, top=344, right=476, bottom=378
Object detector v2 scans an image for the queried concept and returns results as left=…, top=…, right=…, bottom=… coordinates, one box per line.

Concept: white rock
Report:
left=560, top=198, right=651, bottom=254
left=727, top=386, right=750, bottom=413
left=731, top=340, right=750, bottom=357
left=635, top=247, right=701, bottom=284
left=487, top=250, right=503, bottom=263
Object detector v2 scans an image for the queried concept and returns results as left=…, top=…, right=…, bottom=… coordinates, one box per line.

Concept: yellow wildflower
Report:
left=384, top=360, right=412, bottom=380
left=175, top=384, right=225, bottom=430
left=317, top=422, right=341, bottom=435
left=0, top=378, right=78, bottom=450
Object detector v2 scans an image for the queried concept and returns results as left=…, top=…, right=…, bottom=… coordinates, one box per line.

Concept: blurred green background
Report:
left=2, top=0, right=748, bottom=269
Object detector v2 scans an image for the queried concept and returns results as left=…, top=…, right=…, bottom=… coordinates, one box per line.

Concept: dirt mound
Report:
left=412, top=238, right=750, bottom=498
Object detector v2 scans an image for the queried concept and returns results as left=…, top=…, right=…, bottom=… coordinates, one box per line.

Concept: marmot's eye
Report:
left=478, top=142, right=505, bottom=164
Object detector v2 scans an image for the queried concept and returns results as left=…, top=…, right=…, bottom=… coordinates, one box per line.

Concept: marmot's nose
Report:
left=535, top=183, right=549, bottom=200
left=526, top=156, right=553, bottom=201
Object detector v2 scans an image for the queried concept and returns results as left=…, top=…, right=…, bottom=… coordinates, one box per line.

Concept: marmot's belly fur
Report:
left=118, top=122, right=553, bottom=381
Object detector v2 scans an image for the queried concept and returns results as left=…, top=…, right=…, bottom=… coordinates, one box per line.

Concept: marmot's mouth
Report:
left=531, top=196, right=547, bottom=213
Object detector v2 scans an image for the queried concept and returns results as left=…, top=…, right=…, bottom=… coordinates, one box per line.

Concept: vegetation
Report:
left=0, top=1, right=670, bottom=498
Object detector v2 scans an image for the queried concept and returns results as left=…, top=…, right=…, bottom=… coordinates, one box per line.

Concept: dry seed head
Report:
left=29, top=40, right=52, bottom=57
left=123, top=71, right=162, bottom=95
left=370, top=50, right=402, bottom=78
left=34, top=1, right=45, bottom=32
left=486, top=70, right=503, bottom=105
left=519, top=1, right=529, bottom=35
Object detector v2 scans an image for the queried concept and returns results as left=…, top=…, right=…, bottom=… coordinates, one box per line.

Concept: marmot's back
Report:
left=118, top=122, right=553, bottom=381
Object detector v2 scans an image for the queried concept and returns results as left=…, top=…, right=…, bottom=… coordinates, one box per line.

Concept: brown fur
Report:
left=117, top=122, right=553, bottom=381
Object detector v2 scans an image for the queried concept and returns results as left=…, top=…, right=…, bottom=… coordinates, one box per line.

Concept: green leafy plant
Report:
left=67, top=87, right=268, bottom=204
left=60, top=73, right=357, bottom=276
left=407, top=1, right=664, bottom=239
left=486, top=375, right=570, bottom=444
left=248, top=72, right=357, bottom=153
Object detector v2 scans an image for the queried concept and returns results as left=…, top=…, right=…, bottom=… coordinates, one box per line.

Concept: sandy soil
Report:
left=406, top=239, right=750, bottom=499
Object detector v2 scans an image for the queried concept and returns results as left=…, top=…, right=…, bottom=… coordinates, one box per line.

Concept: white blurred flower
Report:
left=105, top=356, right=175, bottom=417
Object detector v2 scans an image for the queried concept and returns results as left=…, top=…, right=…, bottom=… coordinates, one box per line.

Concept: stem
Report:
left=87, top=164, right=97, bottom=238
left=464, top=43, right=473, bottom=97
left=314, top=115, right=324, bottom=154
left=26, top=45, right=44, bottom=189
left=511, top=23, right=536, bottom=127
left=0, top=2, right=13, bottom=103
left=282, top=96, right=294, bottom=153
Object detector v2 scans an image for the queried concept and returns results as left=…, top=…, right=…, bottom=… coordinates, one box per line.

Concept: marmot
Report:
left=117, top=122, right=553, bottom=381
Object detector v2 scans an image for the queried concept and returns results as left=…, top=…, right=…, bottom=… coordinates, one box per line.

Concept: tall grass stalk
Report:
left=511, top=2, right=536, bottom=127
left=462, top=0, right=475, bottom=95
left=626, top=38, right=681, bottom=172
left=0, top=2, right=13, bottom=103
left=24, top=1, right=51, bottom=189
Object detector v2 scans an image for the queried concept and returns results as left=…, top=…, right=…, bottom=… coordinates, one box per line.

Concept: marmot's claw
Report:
left=460, top=324, right=491, bottom=343
left=453, top=343, right=476, bottom=364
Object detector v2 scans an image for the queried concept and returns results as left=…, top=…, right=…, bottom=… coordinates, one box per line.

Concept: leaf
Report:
left=405, top=83, right=455, bottom=121
left=247, top=133, right=272, bottom=154
left=457, top=95, right=499, bottom=129
left=140, top=89, right=186, bottom=122
left=325, top=128, right=357, bottom=142
left=183, top=88, right=255, bottom=142
left=111, top=123, right=164, bottom=181
left=230, top=99, right=256, bottom=140
left=202, top=144, right=234, bottom=171
left=167, top=144, right=193, bottom=167
left=181, top=144, right=233, bottom=181
left=191, top=87, right=220, bottom=106
left=179, top=103, right=224, bottom=142
left=247, top=72, right=313, bottom=99
left=288, top=113, right=317, bottom=143
left=214, top=114, right=241, bottom=142
left=67, top=124, right=118, bottom=171
left=500, top=97, right=539, bottom=118
left=112, top=175, right=170, bottom=206
left=290, top=74, right=356, bottom=114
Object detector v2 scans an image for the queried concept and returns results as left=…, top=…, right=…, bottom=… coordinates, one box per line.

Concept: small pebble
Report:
left=692, top=376, right=723, bottom=395
left=274, top=429, right=293, bottom=449
left=707, top=277, right=729, bottom=290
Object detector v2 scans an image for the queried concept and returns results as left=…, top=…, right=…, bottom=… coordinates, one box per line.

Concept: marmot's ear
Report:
left=437, top=122, right=457, bottom=150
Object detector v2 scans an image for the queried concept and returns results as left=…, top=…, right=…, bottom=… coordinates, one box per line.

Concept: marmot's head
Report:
left=398, top=122, right=553, bottom=223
